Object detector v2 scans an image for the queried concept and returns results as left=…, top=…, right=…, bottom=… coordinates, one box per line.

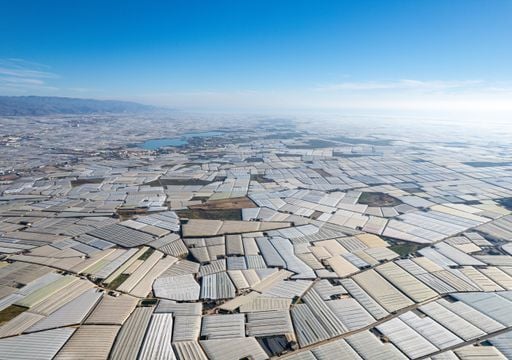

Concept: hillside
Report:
left=0, top=96, right=158, bottom=116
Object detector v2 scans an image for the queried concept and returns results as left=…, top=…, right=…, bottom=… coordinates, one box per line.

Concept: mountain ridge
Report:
left=0, top=95, right=160, bottom=116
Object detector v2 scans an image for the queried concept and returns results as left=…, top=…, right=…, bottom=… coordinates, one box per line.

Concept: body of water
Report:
left=140, top=131, right=224, bottom=150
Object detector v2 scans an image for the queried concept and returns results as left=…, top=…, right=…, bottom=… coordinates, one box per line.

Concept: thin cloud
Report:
left=0, top=58, right=59, bottom=93
left=0, top=77, right=45, bottom=85
left=66, top=87, right=106, bottom=95
left=315, top=79, right=483, bottom=92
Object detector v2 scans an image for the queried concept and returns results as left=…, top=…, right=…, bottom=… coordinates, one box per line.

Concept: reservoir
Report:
left=140, top=131, right=224, bottom=150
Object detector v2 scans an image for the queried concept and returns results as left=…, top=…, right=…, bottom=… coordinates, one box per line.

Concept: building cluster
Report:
left=0, top=115, right=512, bottom=359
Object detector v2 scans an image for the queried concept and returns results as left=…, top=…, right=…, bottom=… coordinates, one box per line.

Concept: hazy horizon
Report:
left=2, top=0, right=512, bottom=120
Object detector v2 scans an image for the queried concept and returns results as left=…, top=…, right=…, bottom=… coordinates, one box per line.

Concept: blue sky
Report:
left=1, top=0, right=512, bottom=117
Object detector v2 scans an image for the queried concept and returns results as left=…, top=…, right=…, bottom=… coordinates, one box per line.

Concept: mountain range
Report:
left=0, top=96, right=158, bottom=116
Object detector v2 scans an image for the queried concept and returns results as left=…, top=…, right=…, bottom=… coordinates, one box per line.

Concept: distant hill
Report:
left=0, top=96, right=159, bottom=116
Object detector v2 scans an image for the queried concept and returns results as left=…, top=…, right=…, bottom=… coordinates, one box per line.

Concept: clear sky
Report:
left=1, top=0, right=512, bottom=118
